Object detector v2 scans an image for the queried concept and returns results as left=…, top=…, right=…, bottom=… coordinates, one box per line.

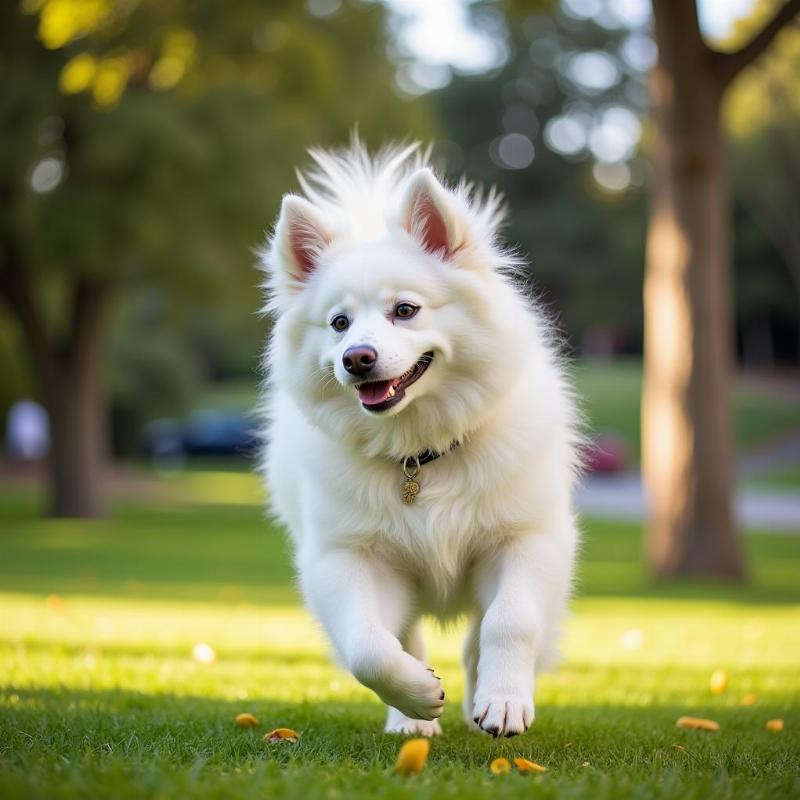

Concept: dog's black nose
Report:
left=343, top=345, right=377, bottom=376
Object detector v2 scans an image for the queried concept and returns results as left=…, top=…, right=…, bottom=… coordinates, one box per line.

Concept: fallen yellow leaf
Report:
left=394, top=738, right=429, bottom=775
left=46, top=595, right=65, bottom=614
left=490, top=757, right=511, bottom=774
left=264, top=727, right=300, bottom=743
left=676, top=716, right=720, bottom=732
left=234, top=713, right=259, bottom=727
left=514, top=757, right=547, bottom=773
left=740, top=693, right=758, bottom=706
left=765, top=719, right=784, bottom=732
left=709, top=668, right=728, bottom=695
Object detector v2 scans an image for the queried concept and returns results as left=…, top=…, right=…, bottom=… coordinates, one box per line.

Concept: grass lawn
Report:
left=572, top=360, right=800, bottom=461
left=0, top=481, right=798, bottom=799
left=747, top=464, right=800, bottom=492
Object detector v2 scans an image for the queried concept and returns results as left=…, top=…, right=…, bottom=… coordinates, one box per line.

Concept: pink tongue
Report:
left=358, top=380, right=394, bottom=405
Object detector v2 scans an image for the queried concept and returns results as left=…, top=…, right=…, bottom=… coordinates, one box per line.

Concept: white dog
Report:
left=260, top=140, right=579, bottom=738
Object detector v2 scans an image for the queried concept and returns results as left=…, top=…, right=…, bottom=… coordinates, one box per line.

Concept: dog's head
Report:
left=262, top=147, right=535, bottom=457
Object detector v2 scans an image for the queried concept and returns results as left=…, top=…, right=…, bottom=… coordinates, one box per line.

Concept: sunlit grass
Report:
left=2, top=592, right=797, bottom=704
left=168, top=469, right=266, bottom=506
left=1, top=491, right=798, bottom=799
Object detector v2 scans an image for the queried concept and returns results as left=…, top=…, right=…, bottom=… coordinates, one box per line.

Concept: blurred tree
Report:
left=642, top=0, right=799, bottom=579
left=0, top=0, right=433, bottom=517
left=731, top=203, right=798, bottom=366
left=431, top=10, right=650, bottom=351
left=108, top=289, right=200, bottom=456
left=0, top=316, right=34, bottom=424
left=442, top=1, right=798, bottom=365
left=725, top=2, right=800, bottom=362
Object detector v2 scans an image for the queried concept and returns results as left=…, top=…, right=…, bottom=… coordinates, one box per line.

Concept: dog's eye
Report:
left=331, top=315, right=349, bottom=332
left=394, top=303, right=419, bottom=320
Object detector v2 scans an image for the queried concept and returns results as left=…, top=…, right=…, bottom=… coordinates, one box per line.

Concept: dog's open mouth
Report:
left=356, top=352, right=434, bottom=412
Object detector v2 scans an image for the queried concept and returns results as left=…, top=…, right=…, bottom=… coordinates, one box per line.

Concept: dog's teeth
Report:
left=388, top=386, right=396, bottom=397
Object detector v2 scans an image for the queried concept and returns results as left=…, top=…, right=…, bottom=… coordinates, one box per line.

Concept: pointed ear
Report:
left=399, top=168, right=463, bottom=259
left=273, top=194, right=332, bottom=289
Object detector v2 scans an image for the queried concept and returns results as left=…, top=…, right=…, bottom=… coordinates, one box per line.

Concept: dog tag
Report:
left=402, top=478, right=420, bottom=505
left=401, top=455, right=421, bottom=504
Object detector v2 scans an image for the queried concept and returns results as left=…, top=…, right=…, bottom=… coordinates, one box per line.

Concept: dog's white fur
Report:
left=259, top=140, right=580, bottom=737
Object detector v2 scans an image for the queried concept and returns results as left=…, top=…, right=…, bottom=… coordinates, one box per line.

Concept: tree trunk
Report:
left=642, top=0, right=744, bottom=578
left=0, top=248, right=111, bottom=518
left=43, top=313, right=108, bottom=518
left=44, top=281, right=110, bottom=518
left=44, top=370, right=107, bottom=517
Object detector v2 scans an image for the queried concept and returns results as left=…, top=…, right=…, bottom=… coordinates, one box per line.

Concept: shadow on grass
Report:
left=1, top=685, right=797, bottom=785
left=1, top=491, right=799, bottom=606
left=0, top=637, right=334, bottom=667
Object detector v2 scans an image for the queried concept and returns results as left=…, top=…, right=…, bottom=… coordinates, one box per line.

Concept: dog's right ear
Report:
left=272, top=194, right=332, bottom=292
left=399, top=168, right=464, bottom=259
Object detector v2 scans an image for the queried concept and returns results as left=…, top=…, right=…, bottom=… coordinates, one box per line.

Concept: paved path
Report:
left=576, top=473, right=800, bottom=531
left=739, top=431, right=800, bottom=476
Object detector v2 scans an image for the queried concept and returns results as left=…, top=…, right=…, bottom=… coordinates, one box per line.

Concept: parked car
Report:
left=183, top=410, right=259, bottom=456
left=144, top=410, right=259, bottom=460
left=583, top=431, right=629, bottom=474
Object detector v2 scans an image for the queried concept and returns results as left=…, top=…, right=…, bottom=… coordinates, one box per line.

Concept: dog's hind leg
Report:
left=461, top=616, right=480, bottom=729
left=385, top=621, right=442, bottom=736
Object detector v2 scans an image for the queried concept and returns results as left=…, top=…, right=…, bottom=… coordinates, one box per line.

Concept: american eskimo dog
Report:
left=260, top=140, right=579, bottom=737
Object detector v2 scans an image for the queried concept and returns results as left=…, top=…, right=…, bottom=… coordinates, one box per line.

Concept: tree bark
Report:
left=643, top=0, right=743, bottom=578
left=44, top=366, right=107, bottom=517
left=43, top=280, right=110, bottom=518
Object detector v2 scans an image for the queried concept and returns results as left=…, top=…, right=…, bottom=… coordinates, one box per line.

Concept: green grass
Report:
left=571, top=359, right=800, bottom=461
left=1, top=485, right=798, bottom=799
left=747, top=464, right=800, bottom=491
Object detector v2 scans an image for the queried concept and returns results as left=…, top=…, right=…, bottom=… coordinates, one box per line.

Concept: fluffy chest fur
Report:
left=266, top=358, right=575, bottom=608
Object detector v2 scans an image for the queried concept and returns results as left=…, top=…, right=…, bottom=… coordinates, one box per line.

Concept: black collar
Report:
left=403, top=440, right=460, bottom=468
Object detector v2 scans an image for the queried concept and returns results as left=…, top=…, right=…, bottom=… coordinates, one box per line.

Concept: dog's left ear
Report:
left=400, top=168, right=464, bottom=259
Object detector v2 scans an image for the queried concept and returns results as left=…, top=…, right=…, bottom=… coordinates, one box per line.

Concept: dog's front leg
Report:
left=471, top=529, right=571, bottom=737
left=299, top=547, right=444, bottom=722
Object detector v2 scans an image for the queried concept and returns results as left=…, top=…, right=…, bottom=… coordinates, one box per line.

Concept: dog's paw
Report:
left=385, top=708, right=443, bottom=736
left=353, top=650, right=445, bottom=721
left=472, top=694, right=534, bottom=738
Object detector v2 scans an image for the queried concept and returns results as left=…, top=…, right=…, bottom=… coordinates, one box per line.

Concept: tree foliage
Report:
left=0, top=0, right=434, bottom=512
left=432, top=9, right=649, bottom=350
left=3, top=0, right=432, bottom=295
left=724, top=0, right=800, bottom=356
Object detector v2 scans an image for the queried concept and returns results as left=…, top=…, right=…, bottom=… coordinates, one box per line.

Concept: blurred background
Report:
left=0, top=2, right=799, bottom=794
left=2, top=0, right=798, bottom=551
